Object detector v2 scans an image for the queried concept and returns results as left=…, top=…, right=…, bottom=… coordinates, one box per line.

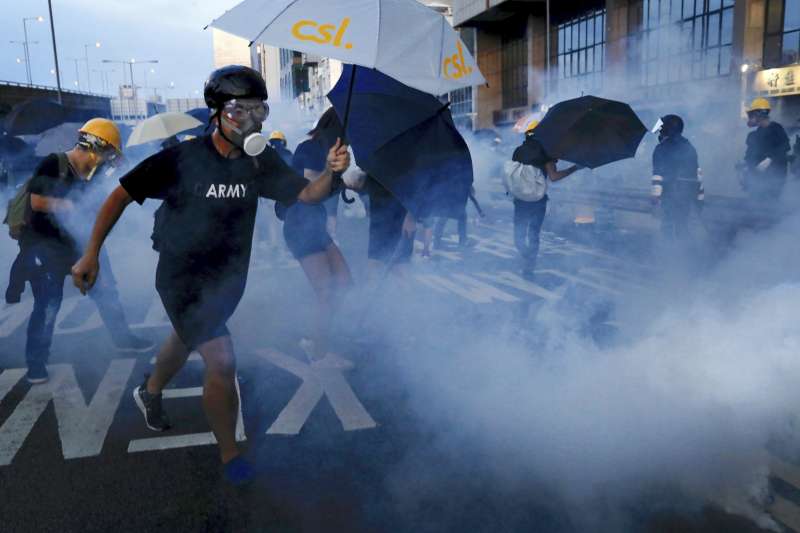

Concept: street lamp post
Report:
left=22, top=16, right=44, bottom=84
left=47, top=1, right=63, bottom=103
left=10, top=41, right=38, bottom=83
left=66, top=57, right=82, bottom=90
left=83, top=42, right=101, bottom=93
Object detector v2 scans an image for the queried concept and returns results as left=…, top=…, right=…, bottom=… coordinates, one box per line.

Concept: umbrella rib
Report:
left=436, top=17, right=446, bottom=96
left=247, top=0, right=299, bottom=47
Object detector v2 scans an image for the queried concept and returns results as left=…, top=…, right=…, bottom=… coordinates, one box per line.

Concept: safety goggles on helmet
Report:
left=78, top=132, right=122, bottom=167
left=222, top=99, right=269, bottom=124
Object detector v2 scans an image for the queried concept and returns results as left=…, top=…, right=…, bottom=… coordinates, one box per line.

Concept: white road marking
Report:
left=127, top=362, right=246, bottom=453
left=0, top=300, right=34, bottom=338
left=257, top=349, right=376, bottom=435
left=770, top=494, right=800, bottom=533
left=54, top=298, right=103, bottom=335
left=414, top=273, right=519, bottom=304
left=536, top=269, right=623, bottom=295
left=476, top=271, right=561, bottom=301
left=0, top=360, right=135, bottom=464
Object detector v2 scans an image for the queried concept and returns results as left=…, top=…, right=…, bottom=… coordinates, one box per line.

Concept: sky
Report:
left=0, top=0, right=243, bottom=99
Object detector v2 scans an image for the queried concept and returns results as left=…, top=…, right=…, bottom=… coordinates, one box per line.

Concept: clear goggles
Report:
left=222, top=99, right=270, bottom=124
left=79, top=133, right=122, bottom=167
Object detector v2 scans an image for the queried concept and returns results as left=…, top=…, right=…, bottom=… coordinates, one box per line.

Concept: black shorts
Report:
left=367, top=186, right=412, bottom=264
left=155, top=252, right=247, bottom=350
left=283, top=202, right=333, bottom=260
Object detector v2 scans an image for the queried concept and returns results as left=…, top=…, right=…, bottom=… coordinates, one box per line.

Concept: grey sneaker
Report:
left=26, top=364, right=49, bottom=385
left=133, top=375, right=171, bottom=431
left=115, top=334, right=156, bottom=353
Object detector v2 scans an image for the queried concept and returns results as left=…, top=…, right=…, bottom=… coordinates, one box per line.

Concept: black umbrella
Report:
left=327, top=65, right=473, bottom=219
left=3, top=99, right=68, bottom=136
left=534, top=95, right=647, bottom=169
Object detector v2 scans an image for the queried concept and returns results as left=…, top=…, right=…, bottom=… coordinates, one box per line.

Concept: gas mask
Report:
left=77, top=134, right=122, bottom=181
left=219, top=98, right=270, bottom=157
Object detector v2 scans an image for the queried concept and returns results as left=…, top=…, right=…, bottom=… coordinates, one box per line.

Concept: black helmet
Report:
left=660, top=114, right=684, bottom=137
left=204, top=65, right=268, bottom=110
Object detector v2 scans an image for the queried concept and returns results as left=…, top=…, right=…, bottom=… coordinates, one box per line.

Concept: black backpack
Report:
left=3, top=153, right=70, bottom=240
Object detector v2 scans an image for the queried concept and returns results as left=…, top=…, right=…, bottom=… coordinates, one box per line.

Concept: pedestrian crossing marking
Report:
left=257, top=349, right=376, bottom=435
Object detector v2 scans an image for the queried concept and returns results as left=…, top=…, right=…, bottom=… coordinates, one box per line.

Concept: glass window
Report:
left=556, top=9, right=606, bottom=92
left=783, top=31, right=800, bottom=64
left=640, top=0, right=734, bottom=83
left=764, top=0, right=800, bottom=67
left=708, top=13, right=720, bottom=47
left=786, top=1, right=800, bottom=32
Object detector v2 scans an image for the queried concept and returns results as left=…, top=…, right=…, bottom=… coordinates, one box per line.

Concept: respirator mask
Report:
left=78, top=133, right=122, bottom=181
left=220, top=98, right=270, bottom=157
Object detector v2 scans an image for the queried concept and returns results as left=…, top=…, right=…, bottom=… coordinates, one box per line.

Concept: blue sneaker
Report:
left=26, top=364, right=49, bottom=385
left=224, top=456, right=255, bottom=486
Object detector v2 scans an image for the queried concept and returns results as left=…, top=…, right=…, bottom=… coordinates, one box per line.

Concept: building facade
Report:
left=212, top=28, right=283, bottom=102
left=453, top=0, right=798, bottom=131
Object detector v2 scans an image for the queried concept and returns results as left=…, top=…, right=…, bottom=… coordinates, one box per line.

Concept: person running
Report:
left=276, top=116, right=353, bottom=362
left=650, top=115, right=702, bottom=241
left=364, top=176, right=415, bottom=277
left=506, top=119, right=580, bottom=280
left=293, top=109, right=343, bottom=239
left=11, top=118, right=153, bottom=384
left=70, top=66, right=350, bottom=485
left=739, top=97, right=790, bottom=201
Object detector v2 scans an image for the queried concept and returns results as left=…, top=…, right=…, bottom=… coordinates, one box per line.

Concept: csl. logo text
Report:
left=291, top=18, right=353, bottom=49
left=443, top=41, right=473, bottom=80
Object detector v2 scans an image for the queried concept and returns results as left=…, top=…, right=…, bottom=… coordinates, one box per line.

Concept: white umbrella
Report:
left=126, top=112, right=203, bottom=148
left=208, top=0, right=486, bottom=97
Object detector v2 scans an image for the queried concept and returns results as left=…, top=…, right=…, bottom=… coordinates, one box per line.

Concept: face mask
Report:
left=221, top=99, right=270, bottom=157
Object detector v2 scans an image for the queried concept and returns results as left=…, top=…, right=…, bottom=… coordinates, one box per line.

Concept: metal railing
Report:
left=0, top=79, right=109, bottom=99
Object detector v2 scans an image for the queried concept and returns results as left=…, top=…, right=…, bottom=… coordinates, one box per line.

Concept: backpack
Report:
left=503, top=160, right=548, bottom=202
left=3, top=153, right=70, bottom=240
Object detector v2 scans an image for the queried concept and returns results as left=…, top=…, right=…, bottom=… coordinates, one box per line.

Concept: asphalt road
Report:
left=0, top=200, right=793, bottom=533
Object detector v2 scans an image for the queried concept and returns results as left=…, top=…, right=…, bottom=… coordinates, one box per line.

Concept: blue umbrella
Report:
left=327, top=65, right=473, bottom=218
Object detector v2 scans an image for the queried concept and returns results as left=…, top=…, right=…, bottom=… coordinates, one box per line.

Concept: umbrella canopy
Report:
left=126, top=112, right=203, bottom=147
left=533, top=96, right=647, bottom=169
left=0, top=134, right=28, bottom=156
left=328, top=65, right=472, bottom=218
left=34, top=122, right=83, bottom=157
left=3, top=99, right=68, bottom=136
left=209, top=0, right=485, bottom=96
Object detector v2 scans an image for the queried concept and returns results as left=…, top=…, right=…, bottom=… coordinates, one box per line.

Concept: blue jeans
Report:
left=25, top=245, right=131, bottom=368
left=513, top=197, right=548, bottom=271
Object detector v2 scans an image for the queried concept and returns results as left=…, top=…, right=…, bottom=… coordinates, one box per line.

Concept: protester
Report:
left=293, top=109, right=343, bottom=239
left=739, top=97, right=790, bottom=201
left=363, top=176, right=415, bottom=277
left=505, top=119, right=580, bottom=279
left=70, top=66, right=351, bottom=486
left=650, top=115, right=702, bottom=241
left=268, top=130, right=293, bottom=165
left=6, top=118, right=153, bottom=384
left=432, top=185, right=481, bottom=249
left=276, top=118, right=353, bottom=362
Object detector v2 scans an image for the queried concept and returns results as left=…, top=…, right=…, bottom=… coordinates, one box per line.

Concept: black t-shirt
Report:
left=512, top=136, right=553, bottom=172
left=292, top=139, right=326, bottom=175
left=120, top=135, right=308, bottom=271
left=25, top=153, right=85, bottom=251
left=745, top=121, right=790, bottom=179
left=652, top=135, right=699, bottom=188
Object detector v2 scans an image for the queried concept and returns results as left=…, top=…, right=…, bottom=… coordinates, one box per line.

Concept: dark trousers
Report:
left=513, top=197, right=548, bottom=271
left=660, top=197, right=691, bottom=240
left=25, top=246, right=131, bottom=368
left=433, top=212, right=468, bottom=246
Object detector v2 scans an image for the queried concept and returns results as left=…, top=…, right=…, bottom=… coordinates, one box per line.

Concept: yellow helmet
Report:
left=269, top=130, right=286, bottom=142
left=525, top=119, right=540, bottom=133
left=79, top=118, right=122, bottom=153
left=746, top=97, right=771, bottom=113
